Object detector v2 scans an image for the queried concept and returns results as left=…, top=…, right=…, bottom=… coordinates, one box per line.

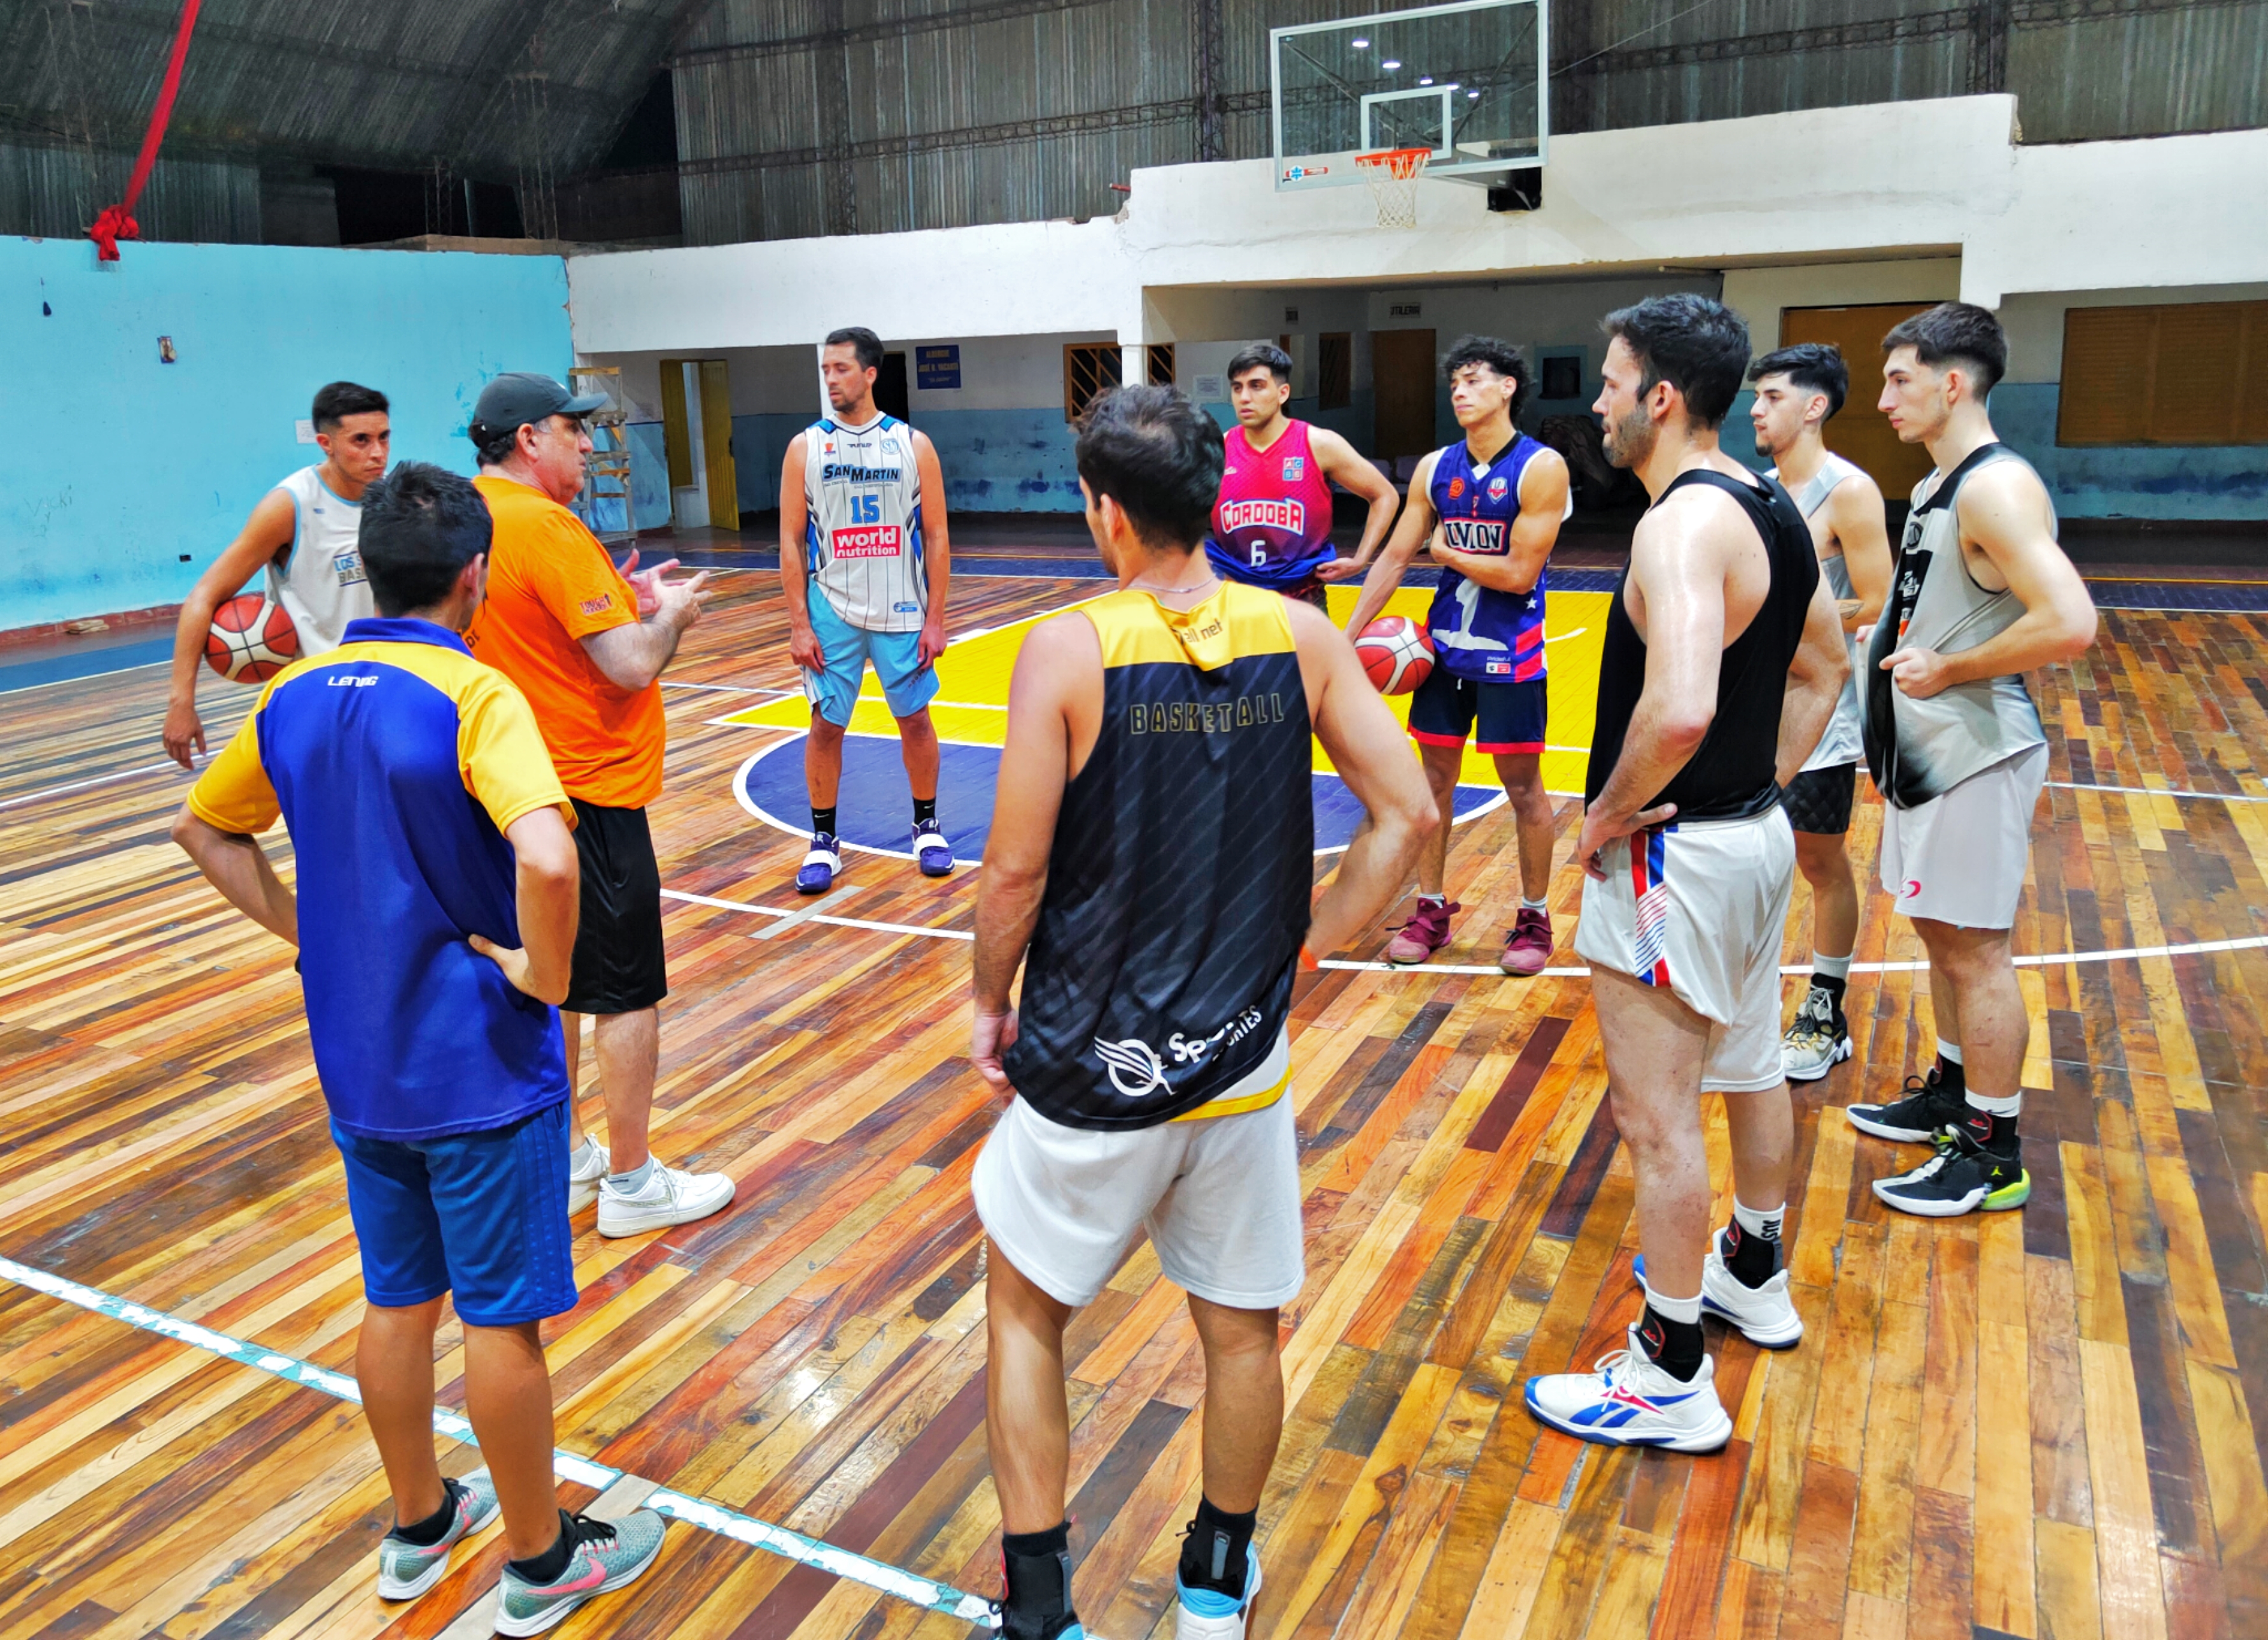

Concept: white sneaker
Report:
left=1633, top=1236, right=1804, bottom=1349
left=1174, top=1550, right=1260, bottom=1639
left=567, top=1140, right=609, bottom=1215
left=596, top=1162, right=735, bottom=1238
left=1522, top=1323, right=1733, bottom=1452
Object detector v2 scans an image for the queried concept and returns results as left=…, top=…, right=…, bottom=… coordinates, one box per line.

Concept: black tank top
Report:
left=1003, top=583, right=1313, bottom=1131
left=1586, top=469, right=1819, bottom=823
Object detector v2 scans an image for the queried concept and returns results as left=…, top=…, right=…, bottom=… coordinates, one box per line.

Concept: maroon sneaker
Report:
left=1386, top=898, right=1458, bottom=965
left=1500, top=907, right=1553, bottom=976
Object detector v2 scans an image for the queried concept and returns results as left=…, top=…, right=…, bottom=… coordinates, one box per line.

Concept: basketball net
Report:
left=1355, top=147, right=1430, bottom=230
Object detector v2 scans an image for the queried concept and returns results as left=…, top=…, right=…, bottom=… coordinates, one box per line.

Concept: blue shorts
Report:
left=332, top=1101, right=577, bottom=1327
left=803, top=586, right=940, bottom=726
left=1407, top=667, right=1547, bottom=756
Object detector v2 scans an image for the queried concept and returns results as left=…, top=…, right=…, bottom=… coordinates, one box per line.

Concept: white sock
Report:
left=1732, top=1198, right=1785, bottom=1243
left=1812, top=951, right=1852, bottom=982
left=607, top=1156, right=658, bottom=1193
left=1521, top=896, right=1548, bottom=912
left=1965, top=1088, right=2021, bottom=1116
left=1418, top=892, right=1446, bottom=907
left=570, top=1136, right=598, bottom=1165
left=1641, top=1282, right=1702, bottom=1325
left=1936, top=1036, right=1963, bottom=1065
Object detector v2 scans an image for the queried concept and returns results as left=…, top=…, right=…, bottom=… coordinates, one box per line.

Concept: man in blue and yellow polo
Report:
left=170, top=461, right=668, bottom=1630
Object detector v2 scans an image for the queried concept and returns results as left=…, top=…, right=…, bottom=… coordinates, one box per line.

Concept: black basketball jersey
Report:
left=1003, top=583, right=1313, bottom=1131
left=1586, top=468, right=1820, bottom=823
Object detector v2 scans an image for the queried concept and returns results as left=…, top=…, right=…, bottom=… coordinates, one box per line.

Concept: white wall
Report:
left=1719, top=258, right=1964, bottom=350
left=1997, top=281, right=2268, bottom=383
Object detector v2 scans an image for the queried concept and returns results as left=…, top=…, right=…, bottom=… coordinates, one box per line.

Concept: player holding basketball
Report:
left=1522, top=295, right=1846, bottom=1452
left=1745, top=345, right=1892, bottom=1079
left=971, top=387, right=1433, bottom=1640
left=1845, top=303, right=2096, bottom=1217
left=1343, top=335, right=1571, bottom=976
left=780, top=327, right=954, bottom=890
left=162, top=381, right=389, bottom=768
left=1205, top=343, right=1399, bottom=609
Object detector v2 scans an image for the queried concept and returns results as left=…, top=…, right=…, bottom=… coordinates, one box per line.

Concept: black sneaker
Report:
left=1845, top=1068, right=1966, bottom=1143
left=1872, top=1124, right=2029, bottom=1218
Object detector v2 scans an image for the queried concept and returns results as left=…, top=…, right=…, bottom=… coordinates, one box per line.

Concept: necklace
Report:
left=1129, top=572, right=1218, bottom=599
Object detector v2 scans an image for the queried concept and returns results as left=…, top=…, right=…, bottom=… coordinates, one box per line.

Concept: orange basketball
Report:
left=1355, top=615, right=1434, bottom=696
left=204, top=593, right=300, bottom=683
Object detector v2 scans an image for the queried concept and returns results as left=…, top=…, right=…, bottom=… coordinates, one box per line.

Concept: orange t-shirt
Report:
left=465, top=475, right=665, bottom=810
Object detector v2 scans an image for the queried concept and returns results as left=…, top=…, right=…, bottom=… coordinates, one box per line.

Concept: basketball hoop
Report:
left=1355, top=147, right=1431, bottom=229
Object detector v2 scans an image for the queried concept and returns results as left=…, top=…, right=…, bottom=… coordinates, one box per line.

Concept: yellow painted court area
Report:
left=720, top=583, right=1610, bottom=793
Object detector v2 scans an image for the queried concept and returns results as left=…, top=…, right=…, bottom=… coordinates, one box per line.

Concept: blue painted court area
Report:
left=735, top=733, right=1504, bottom=862
left=0, top=635, right=173, bottom=694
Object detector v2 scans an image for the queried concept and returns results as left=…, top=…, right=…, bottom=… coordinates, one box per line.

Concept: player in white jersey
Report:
left=1845, top=302, right=2096, bottom=1219
left=1746, top=345, right=1891, bottom=1081
left=162, top=381, right=388, bottom=768
left=779, top=327, right=954, bottom=891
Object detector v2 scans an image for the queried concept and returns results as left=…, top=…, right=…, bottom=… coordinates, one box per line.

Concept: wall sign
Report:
left=916, top=344, right=962, bottom=390
left=1192, top=373, right=1227, bottom=400
left=1389, top=302, right=1422, bottom=316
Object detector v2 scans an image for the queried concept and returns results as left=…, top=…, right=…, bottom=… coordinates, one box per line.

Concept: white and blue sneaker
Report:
left=796, top=833, right=841, bottom=894
left=912, top=819, right=954, bottom=877
left=1633, top=1236, right=1804, bottom=1349
left=375, top=1470, right=500, bottom=1600
left=1175, top=1548, right=1261, bottom=1639
left=1523, top=1322, right=1733, bottom=1452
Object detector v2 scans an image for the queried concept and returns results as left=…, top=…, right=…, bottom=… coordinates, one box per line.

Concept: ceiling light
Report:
left=1351, top=37, right=1369, bottom=48
left=1467, top=90, right=1481, bottom=99
left=1381, top=58, right=1401, bottom=69
left=1418, top=76, right=1433, bottom=85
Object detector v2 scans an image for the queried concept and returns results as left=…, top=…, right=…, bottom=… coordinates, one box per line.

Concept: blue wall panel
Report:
left=1994, top=385, right=2268, bottom=521
left=2, top=237, right=573, bottom=630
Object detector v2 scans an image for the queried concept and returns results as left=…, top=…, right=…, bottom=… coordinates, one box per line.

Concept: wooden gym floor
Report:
left=1, top=565, right=2264, bottom=1639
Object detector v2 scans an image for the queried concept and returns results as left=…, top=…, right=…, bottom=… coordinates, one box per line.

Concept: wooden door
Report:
left=696, top=358, right=739, bottom=530
left=658, top=357, right=693, bottom=493
left=1372, top=329, right=1437, bottom=461
left=1778, top=304, right=1939, bottom=501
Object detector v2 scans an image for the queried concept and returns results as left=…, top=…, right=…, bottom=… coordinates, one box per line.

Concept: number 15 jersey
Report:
left=802, top=413, right=929, bottom=632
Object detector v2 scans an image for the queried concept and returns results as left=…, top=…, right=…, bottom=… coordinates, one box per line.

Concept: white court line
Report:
left=749, top=884, right=864, bottom=940
left=663, top=884, right=2268, bottom=974
left=662, top=886, right=974, bottom=942
left=0, top=760, right=185, bottom=812
left=660, top=681, right=798, bottom=696
left=2050, top=779, right=2268, bottom=804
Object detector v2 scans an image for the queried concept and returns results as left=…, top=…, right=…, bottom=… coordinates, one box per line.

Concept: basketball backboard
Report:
left=1272, top=0, right=1546, bottom=192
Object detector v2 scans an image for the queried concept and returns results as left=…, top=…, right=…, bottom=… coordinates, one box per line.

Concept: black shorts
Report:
left=1783, top=763, right=1857, bottom=836
left=1407, top=666, right=1547, bottom=755
left=564, top=799, right=668, bottom=1015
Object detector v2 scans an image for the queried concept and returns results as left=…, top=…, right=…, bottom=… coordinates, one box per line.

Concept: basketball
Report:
left=204, top=593, right=299, bottom=684
left=1355, top=615, right=1434, bottom=695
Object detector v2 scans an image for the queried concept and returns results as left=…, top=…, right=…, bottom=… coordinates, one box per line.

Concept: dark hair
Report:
left=824, top=327, right=884, bottom=372
left=1441, top=334, right=1530, bottom=418
left=1599, top=294, right=1752, bottom=428
left=359, top=462, right=493, bottom=616
left=1075, top=386, right=1223, bottom=552
left=1227, top=343, right=1293, bottom=386
left=312, top=381, right=388, bottom=432
left=1749, top=343, right=1849, bottom=420
left=468, top=422, right=519, bottom=466
left=1882, top=301, right=2006, bottom=396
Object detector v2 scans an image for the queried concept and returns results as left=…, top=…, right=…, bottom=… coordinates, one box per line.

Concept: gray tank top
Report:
left=1859, top=444, right=2050, bottom=808
left=1776, top=453, right=1866, bottom=772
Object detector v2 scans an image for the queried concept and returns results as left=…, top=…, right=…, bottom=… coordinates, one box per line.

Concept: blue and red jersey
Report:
left=1425, top=433, right=1550, bottom=683
left=1206, top=420, right=1338, bottom=590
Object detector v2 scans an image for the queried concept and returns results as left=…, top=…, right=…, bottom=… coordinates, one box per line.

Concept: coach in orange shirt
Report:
left=465, top=372, right=733, bottom=1239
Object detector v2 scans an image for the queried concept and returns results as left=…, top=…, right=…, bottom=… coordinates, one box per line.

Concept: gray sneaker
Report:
left=495, top=1509, right=667, bottom=1636
left=375, top=1470, right=499, bottom=1601
left=1780, top=986, right=1852, bottom=1082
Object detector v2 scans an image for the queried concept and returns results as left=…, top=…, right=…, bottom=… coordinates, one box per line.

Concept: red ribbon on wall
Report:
left=88, top=0, right=204, bottom=260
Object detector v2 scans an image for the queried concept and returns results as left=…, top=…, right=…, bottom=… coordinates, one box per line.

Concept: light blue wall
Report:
left=2, top=236, right=573, bottom=629
left=1993, top=385, right=2268, bottom=521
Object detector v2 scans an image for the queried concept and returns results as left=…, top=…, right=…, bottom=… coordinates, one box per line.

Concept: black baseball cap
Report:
left=470, top=372, right=606, bottom=439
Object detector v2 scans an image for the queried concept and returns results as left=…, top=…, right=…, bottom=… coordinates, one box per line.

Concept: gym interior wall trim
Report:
left=2, top=236, right=574, bottom=632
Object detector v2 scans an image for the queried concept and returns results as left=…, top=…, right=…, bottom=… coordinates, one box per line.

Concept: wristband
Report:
left=1299, top=945, right=1321, bottom=972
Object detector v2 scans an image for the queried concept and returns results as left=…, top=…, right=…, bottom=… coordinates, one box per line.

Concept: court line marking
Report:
left=0, top=1252, right=998, bottom=1628
left=750, top=883, right=866, bottom=940
left=2050, top=779, right=2268, bottom=803
left=660, top=883, right=2268, bottom=975
left=660, top=681, right=798, bottom=696
left=0, top=760, right=186, bottom=812
left=663, top=886, right=975, bottom=942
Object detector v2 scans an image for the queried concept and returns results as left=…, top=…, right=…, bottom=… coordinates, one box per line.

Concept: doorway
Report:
left=658, top=357, right=740, bottom=531
left=876, top=351, right=911, bottom=422
left=1372, top=329, right=1437, bottom=463
left=1778, top=304, right=1939, bottom=502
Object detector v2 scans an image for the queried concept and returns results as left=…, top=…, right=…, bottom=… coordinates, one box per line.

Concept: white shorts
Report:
left=1880, top=742, right=2048, bottom=930
left=971, top=1033, right=1304, bottom=1310
left=1574, top=808, right=1796, bottom=1094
